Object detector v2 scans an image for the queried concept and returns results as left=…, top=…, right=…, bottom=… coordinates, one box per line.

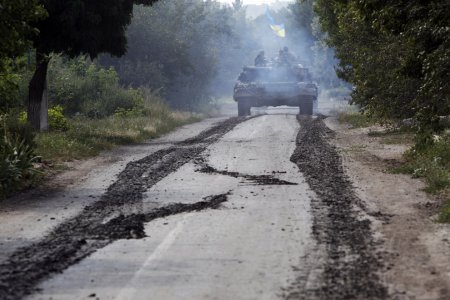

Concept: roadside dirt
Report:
left=325, top=117, right=450, bottom=300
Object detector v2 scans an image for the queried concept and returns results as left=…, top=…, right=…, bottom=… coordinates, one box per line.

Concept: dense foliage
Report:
left=47, top=56, right=145, bottom=118
left=99, top=1, right=240, bottom=110
left=0, top=0, right=46, bottom=113
left=34, top=0, right=156, bottom=59
left=0, top=0, right=46, bottom=66
left=27, top=0, right=159, bottom=130
left=312, top=0, right=450, bottom=134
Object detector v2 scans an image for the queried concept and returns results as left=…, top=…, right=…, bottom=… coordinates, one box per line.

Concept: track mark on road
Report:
left=287, top=116, right=387, bottom=300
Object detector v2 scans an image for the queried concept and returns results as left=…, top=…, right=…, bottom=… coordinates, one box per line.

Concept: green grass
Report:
left=439, top=201, right=450, bottom=223
left=339, top=112, right=450, bottom=222
left=391, top=134, right=450, bottom=222
left=36, top=112, right=198, bottom=162
left=338, top=112, right=377, bottom=128
left=397, top=135, right=450, bottom=193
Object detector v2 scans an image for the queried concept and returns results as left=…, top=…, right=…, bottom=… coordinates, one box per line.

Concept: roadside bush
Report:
left=113, top=88, right=169, bottom=118
left=47, top=55, right=144, bottom=118
left=19, top=105, right=70, bottom=131
left=0, top=57, right=32, bottom=114
left=440, top=202, right=450, bottom=223
left=7, top=112, right=36, bottom=147
left=394, top=134, right=450, bottom=195
left=0, top=115, right=40, bottom=197
left=47, top=106, right=70, bottom=131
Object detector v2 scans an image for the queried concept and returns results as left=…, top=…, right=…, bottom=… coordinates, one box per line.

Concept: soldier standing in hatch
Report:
left=255, top=50, right=268, bottom=67
left=277, top=49, right=288, bottom=66
left=279, top=47, right=297, bottom=66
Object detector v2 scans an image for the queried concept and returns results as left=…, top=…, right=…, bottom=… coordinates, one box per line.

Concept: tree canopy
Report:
left=27, top=0, right=159, bottom=130
left=0, top=0, right=46, bottom=66
left=313, top=0, right=450, bottom=133
left=0, top=0, right=46, bottom=112
left=99, top=1, right=241, bottom=110
left=34, top=0, right=157, bottom=58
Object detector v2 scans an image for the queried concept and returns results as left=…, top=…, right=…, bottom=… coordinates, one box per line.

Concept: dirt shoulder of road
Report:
left=325, top=117, right=450, bottom=299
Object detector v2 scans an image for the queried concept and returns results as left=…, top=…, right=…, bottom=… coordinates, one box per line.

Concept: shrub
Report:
left=48, top=105, right=70, bottom=131
left=0, top=136, right=41, bottom=197
left=439, top=202, right=450, bottom=223
left=19, top=105, right=70, bottom=131
left=47, top=55, right=145, bottom=118
left=0, top=115, right=40, bottom=197
left=8, top=112, right=36, bottom=146
left=394, top=134, right=450, bottom=195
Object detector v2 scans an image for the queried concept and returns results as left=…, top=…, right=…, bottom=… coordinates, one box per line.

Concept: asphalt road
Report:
left=0, top=109, right=387, bottom=300
left=29, top=112, right=317, bottom=300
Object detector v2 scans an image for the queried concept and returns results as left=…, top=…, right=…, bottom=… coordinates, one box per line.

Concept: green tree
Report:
left=313, top=0, right=450, bottom=134
left=100, top=0, right=236, bottom=110
left=0, top=0, right=46, bottom=112
left=28, top=0, right=158, bottom=131
left=0, top=0, right=46, bottom=67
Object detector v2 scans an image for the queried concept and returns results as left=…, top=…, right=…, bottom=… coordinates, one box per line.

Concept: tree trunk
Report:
left=28, top=53, right=50, bottom=131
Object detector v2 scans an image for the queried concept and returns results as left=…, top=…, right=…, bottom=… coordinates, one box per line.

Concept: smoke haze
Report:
left=98, top=0, right=346, bottom=111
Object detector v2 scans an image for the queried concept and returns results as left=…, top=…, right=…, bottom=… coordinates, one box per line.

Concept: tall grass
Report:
left=393, top=135, right=450, bottom=194
left=338, top=112, right=378, bottom=128
left=0, top=115, right=41, bottom=197
left=36, top=110, right=197, bottom=162
left=35, top=83, right=200, bottom=161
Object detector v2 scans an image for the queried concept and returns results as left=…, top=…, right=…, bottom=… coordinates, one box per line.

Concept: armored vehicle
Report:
left=233, top=65, right=318, bottom=116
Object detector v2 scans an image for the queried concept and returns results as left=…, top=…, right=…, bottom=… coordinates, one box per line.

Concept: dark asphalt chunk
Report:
left=287, top=116, right=387, bottom=300
left=0, top=117, right=248, bottom=300
left=195, top=159, right=298, bottom=186
left=104, top=193, right=229, bottom=239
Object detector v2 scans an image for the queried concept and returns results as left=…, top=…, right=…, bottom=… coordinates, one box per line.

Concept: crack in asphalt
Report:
left=286, top=116, right=387, bottom=300
left=0, top=117, right=250, bottom=300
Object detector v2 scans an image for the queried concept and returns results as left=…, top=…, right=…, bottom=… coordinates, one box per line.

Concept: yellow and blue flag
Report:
left=265, top=7, right=285, bottom=38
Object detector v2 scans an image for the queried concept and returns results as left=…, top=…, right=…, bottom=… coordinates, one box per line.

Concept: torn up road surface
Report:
left=0, top=113, right=388, bottom=300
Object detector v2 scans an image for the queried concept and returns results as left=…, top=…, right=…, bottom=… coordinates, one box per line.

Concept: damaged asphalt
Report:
left=0, top=117, right=249, bottom=300
left=0, top=113, right=388, bottom=300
